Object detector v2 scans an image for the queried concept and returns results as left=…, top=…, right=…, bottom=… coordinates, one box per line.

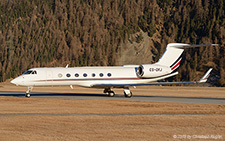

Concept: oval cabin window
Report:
left=83, top=73, right=87, bottom=77
left=58, top=73, right=63, bottom=78
left=75, top=73, right=79, bottom=77
left=99, top=73, right=104, bottom=77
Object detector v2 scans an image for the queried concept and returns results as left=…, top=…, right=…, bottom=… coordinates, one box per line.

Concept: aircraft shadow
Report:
left=0, top=91, right=107, bottom=97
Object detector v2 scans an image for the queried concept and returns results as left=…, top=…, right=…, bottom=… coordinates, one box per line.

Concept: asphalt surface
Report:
left=0, top=91, right=225, bottom=105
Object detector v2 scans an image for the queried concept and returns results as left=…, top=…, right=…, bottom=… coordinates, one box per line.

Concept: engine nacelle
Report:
left=136, top=64, right=171, bottom=78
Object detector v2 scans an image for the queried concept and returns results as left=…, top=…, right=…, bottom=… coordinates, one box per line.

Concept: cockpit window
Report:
left=23, top=70, right=37, bottom=75
left=32, top=71, right=37, bottom=74
left=24, top=70, right=33, bottom=74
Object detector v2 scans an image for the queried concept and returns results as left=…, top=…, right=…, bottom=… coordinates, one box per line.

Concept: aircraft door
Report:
left=46, top=71, right=53, bottom=86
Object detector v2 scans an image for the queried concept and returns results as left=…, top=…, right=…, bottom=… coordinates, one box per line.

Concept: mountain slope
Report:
left=0, top=0, right=224, bottom=86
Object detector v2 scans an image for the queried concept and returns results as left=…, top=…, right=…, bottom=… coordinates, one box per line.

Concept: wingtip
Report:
left=199, top=68, right=213, bottom=83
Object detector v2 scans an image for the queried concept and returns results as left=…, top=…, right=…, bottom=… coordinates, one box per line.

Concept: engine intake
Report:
left=137, top=65, right=144, bottom=77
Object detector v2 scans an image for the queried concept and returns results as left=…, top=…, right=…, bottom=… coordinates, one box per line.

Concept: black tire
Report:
left=108, top=91, right=115, bottom=97
left=124, top=92, right=132, bottom=98
left=25, top=93, right=30, bottom=98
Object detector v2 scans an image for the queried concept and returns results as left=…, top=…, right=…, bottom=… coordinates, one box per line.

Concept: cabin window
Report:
left=75, top=73, right=79, bottom=77
left=83, top=73, right=87, bottom=77
left=58, top=73, right=63, bottom=78
left=92, top=73, right=96, bottom=77
left=66, top=73, right=71, bottom=77
left=99, top=73, right=104, bottom=77
left=107, top=73, right=112, bottom=77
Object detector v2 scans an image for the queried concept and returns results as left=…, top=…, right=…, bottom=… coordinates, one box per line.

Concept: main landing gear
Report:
left=124, top=87, right=132, bottom=98
left=103, top=87, right=133, bottom=98
left=25, top=87, right=33, bottom=98
left=104, top=88, right=115, bottom=97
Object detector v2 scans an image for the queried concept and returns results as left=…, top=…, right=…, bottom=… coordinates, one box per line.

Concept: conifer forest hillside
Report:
left=0, top=0, right=224, bottom=86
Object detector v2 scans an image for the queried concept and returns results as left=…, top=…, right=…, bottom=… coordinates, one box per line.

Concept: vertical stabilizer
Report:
left=156, top=43, right=186, bottom=71
left=156, top=43, right=218, bottom=72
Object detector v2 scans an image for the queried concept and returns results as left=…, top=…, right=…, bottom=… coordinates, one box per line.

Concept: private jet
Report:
left=11, top=43, right=217, bottom=98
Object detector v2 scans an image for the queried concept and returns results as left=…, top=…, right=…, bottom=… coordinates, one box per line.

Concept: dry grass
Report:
left=0, top=83, right=225, bottom=140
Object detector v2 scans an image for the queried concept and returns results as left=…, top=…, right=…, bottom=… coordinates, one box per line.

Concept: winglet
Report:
left=199, top=68, right=213, bottom=83
left=66, top=64, right=69, bottom=68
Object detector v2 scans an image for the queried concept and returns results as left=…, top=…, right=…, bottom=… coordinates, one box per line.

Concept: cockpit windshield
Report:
left=23, top=70, right=37, bottom=75
left=24, top=70, right=32, bottom=74
left=32, top=71, right=37, bottom=74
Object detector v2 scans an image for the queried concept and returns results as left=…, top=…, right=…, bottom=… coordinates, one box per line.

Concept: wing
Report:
left=92, top=68, right=213, bottom=88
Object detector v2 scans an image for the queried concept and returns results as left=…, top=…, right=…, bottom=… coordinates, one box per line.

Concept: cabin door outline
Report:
left=46, top=71, right=53, bottom=86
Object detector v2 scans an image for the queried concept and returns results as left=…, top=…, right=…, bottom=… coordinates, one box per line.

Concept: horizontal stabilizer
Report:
left=172, top=44, right=219, bottom=49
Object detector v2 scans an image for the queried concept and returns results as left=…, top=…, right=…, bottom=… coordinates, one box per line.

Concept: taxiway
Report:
left=0, top=91, right=225, bottom=105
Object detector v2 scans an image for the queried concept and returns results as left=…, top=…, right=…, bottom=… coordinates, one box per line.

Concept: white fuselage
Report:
left=11, top=65, right=175, bottom=88
left=10, top=43, right=216, bottom=98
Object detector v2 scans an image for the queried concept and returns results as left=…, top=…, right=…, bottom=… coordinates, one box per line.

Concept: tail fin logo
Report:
left=170, top=56, right=182, bottom=71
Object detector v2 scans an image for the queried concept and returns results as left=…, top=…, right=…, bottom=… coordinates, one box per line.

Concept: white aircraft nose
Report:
left=10, top=78, right=18, bottom=86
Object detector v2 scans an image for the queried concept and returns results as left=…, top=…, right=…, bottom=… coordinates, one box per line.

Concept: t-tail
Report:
left=136, top=43, right=218, bottom=78
left=155, top=43, right=218, bottom=72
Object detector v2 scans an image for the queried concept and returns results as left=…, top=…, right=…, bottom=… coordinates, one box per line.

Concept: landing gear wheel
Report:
left=108, top=91, right=115, bottom=97
left=124, top=88, right=132, bottom=98
left=124, top=92, right=132, bottom=98
left=104, top=88, right=115, bottom=97
left=25, top=93, right=30, bottom=98
left=25, top=87, right=33, bottom=98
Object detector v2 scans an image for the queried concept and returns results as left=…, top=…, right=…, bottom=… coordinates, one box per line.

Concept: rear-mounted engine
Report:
left=136, top=64, right=171, bottom=78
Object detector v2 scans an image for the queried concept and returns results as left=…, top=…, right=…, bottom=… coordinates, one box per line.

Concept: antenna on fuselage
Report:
left=66, top=64, right=69, bottom=68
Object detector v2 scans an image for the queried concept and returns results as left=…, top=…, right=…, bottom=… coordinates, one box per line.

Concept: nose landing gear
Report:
left=25, top=87, right=33, bottom=98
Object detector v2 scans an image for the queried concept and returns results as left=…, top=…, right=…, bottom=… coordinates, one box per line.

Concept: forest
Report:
left=0, top=0, right=224, bottom=86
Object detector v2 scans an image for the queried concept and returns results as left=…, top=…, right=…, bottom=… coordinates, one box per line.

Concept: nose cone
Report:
left=10, top=78, right=18, bottom=86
